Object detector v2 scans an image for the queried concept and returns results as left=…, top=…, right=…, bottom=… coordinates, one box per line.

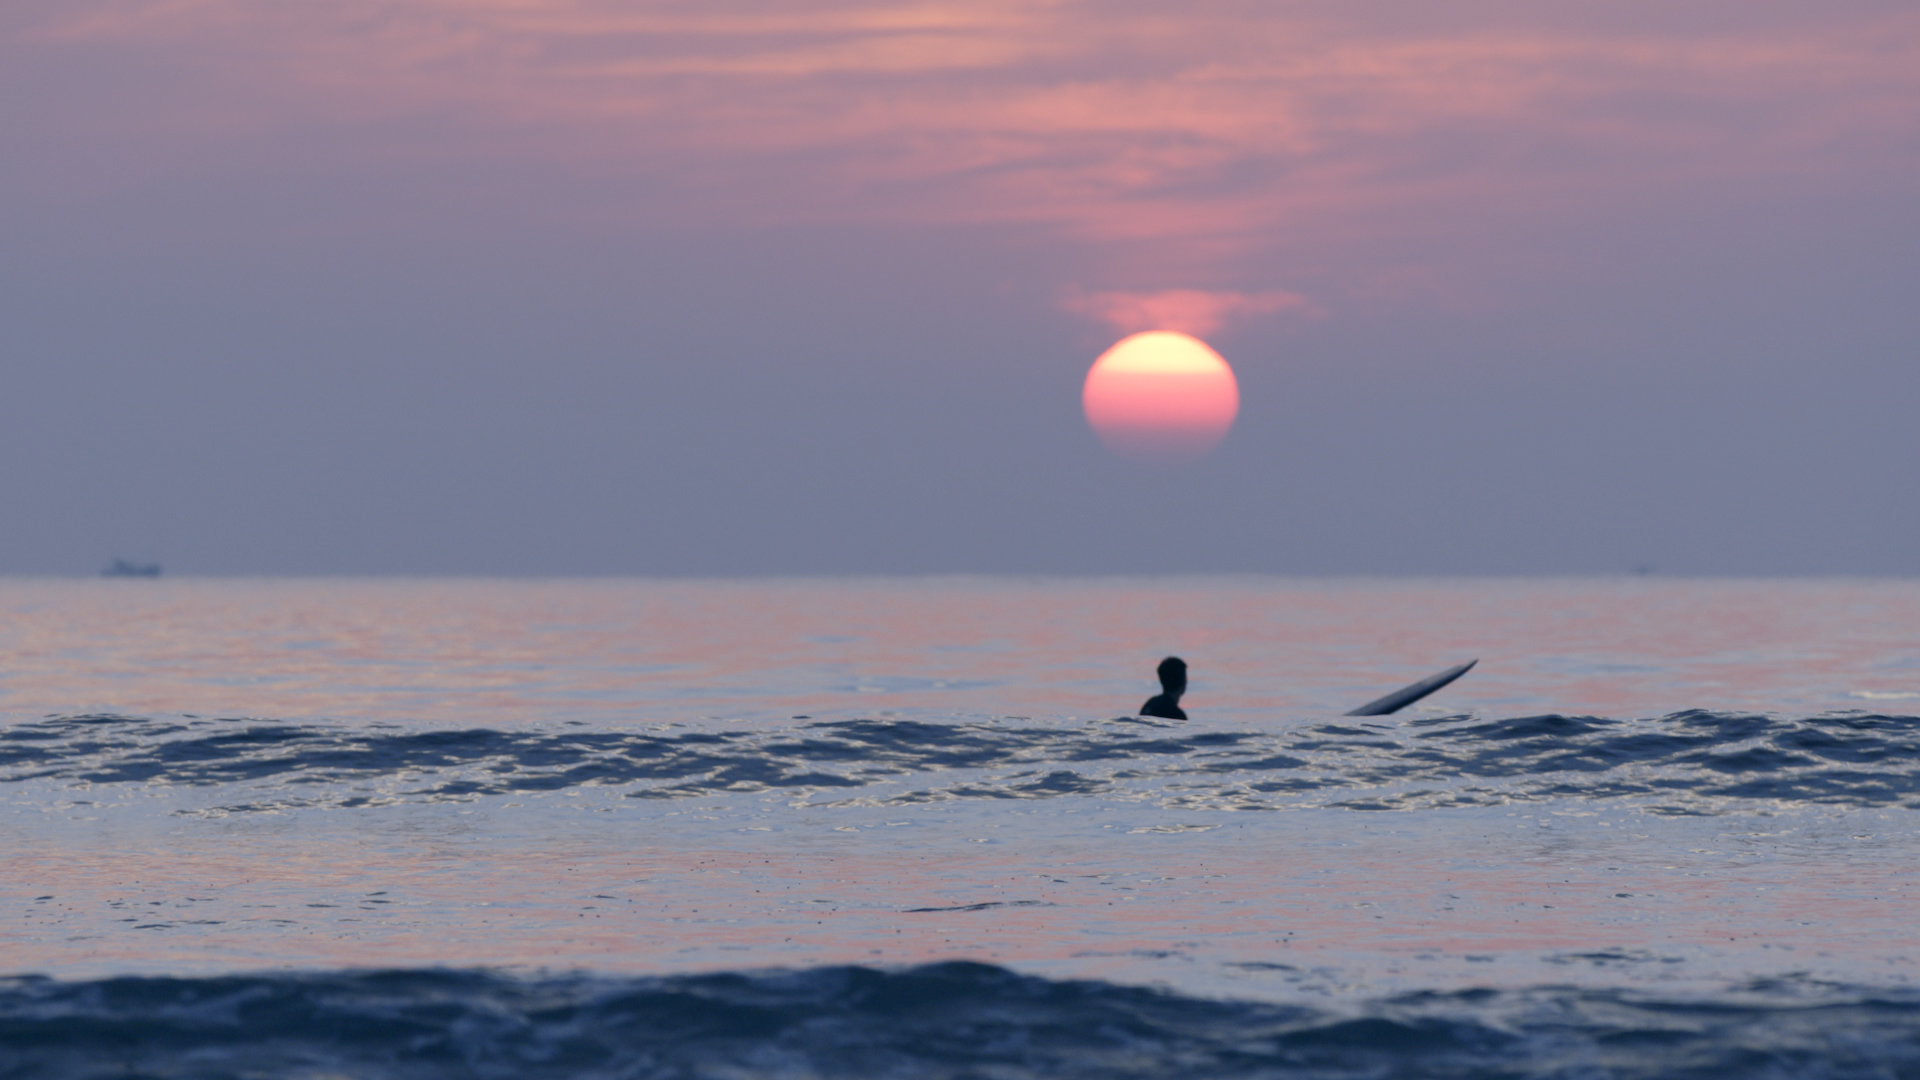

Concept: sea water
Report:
left=3, top=576, right=1918, bottom=1078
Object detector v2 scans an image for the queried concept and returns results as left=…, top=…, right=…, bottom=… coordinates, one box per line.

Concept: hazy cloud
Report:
left=22, top=0, right=1920, bottom=274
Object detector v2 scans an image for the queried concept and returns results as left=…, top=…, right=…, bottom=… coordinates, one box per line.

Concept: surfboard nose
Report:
left=1346, top=659, right=1477, bottom=717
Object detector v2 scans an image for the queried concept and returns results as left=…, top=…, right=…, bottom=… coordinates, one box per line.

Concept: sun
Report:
left=1081, top=331, right=1239, bottom=463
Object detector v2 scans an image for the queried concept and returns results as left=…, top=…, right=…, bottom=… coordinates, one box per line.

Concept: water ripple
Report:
left=4, top=709, right=1918, bottom=816
left=2, top=963, right=1917, bottom=1080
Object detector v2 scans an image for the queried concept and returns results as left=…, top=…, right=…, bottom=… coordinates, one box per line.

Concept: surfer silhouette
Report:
left=1140, top=656, right=1188, bottom=720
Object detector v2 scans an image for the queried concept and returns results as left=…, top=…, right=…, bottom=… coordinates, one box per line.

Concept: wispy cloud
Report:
left=18, top=0, right=1920, bottom=298
left=1062, top=288, right=1318, bottom=337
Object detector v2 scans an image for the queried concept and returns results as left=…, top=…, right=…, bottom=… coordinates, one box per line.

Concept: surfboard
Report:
left=1344, top=660, right=1477, bottom=717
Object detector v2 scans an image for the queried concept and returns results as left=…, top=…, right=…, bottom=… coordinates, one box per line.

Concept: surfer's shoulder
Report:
left=1140, top=694, right=1186, bottom=721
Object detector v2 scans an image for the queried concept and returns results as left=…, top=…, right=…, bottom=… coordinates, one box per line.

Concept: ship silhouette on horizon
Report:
left=101, top=558, right=162, bottom=578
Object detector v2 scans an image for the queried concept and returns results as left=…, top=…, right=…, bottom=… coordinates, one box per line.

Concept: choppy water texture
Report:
left=3, top=577, right=1919, bottom=1078
left=8, top=706, right=1920, bottom=816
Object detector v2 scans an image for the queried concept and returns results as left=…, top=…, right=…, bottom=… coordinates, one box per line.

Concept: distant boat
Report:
left=102, top=559, right=162, bottom=578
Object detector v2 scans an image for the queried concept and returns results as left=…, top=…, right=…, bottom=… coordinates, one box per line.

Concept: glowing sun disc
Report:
left=1082, top=331, right=1240, bottom=462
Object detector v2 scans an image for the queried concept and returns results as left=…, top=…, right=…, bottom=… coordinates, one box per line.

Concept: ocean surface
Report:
left=4, top=575, right=1919, bottom=1078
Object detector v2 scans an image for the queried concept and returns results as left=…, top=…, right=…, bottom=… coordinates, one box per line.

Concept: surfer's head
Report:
left=1156, top=656, right=1187, bottom=696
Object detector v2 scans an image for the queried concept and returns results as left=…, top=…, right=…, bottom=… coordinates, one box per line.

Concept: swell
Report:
left=5, top=710, right=1919, bottom=815
left=2, top=962, right=1917, bottom=1080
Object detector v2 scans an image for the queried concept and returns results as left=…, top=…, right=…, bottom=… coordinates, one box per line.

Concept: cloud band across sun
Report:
left=1061, top=288, right=1320, bottom=337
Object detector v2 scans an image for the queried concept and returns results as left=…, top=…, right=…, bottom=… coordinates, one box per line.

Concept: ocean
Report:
left=3, top=575, right=1918, bottom=1078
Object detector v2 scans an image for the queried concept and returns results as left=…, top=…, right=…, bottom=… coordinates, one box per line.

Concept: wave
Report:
left=3, top=962, right=1918, bottom=1079
left=5, top=709, right=1919, bottom=815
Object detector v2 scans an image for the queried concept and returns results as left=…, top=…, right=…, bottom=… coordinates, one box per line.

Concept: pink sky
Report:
left=2, top=0, right=1917, bottom=574
left=19, top=0, right=1920, bottom=328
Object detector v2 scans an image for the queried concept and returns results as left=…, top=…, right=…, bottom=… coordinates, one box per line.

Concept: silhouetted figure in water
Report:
left=1140, top=656, right=1188, bottom=720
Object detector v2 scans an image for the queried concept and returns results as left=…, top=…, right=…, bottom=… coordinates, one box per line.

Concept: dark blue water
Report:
left=7, top=962, right=1920, bottom=1079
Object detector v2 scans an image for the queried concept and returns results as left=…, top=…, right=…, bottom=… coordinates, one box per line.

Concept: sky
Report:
left=3, top=0, right=1917, bottom=576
